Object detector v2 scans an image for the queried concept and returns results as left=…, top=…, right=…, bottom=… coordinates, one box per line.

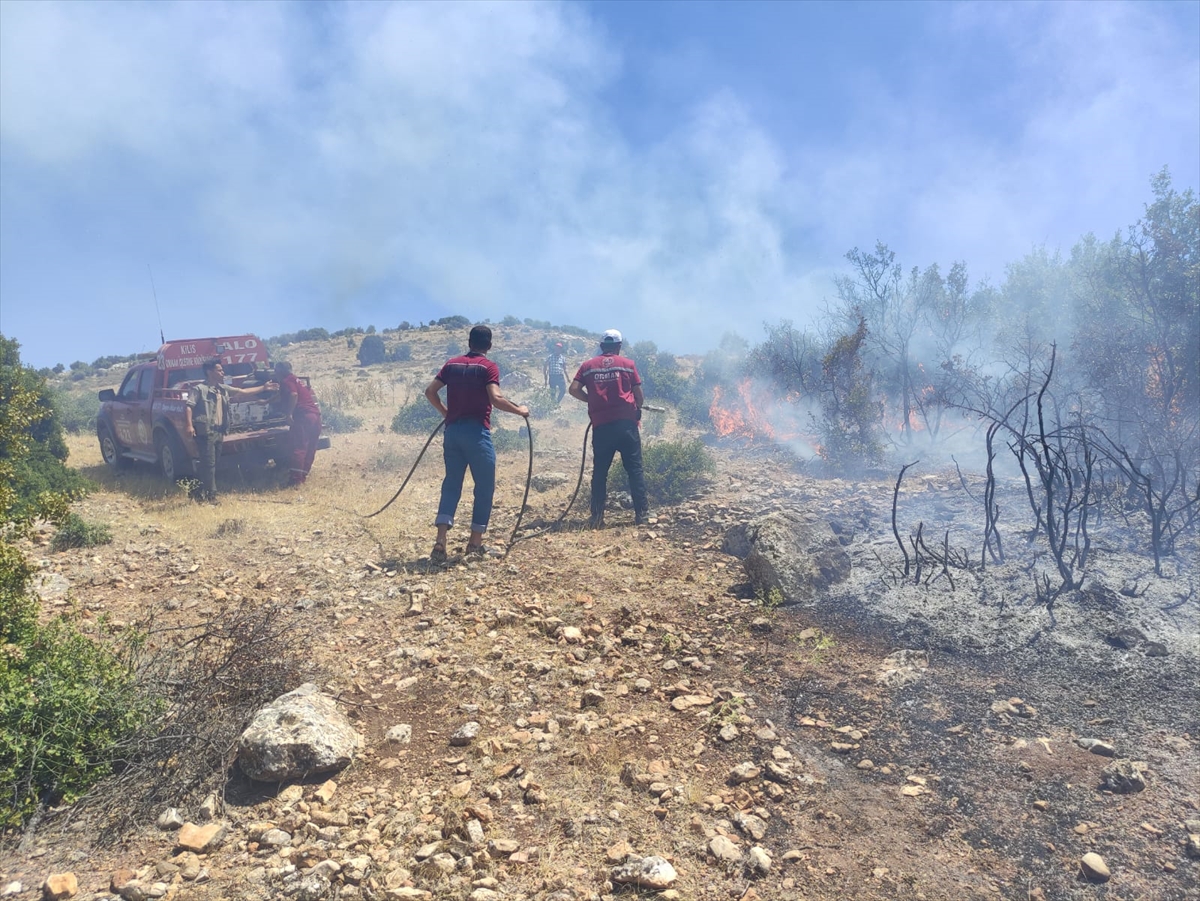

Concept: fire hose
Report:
left=363, top=419, right=446, bottom=519
left=507, top=404, right=666, bottom=550
left=363, top=416, right=536, bottom=559
left=366, top=404, right=663, bottom=556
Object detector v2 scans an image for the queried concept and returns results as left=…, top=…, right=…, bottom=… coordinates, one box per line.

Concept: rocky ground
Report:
left=3, top=327, right=1197, bottom=901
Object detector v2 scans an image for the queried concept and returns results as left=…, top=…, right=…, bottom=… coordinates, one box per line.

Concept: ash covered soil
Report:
left=3, top=332, right=1197, bottom=901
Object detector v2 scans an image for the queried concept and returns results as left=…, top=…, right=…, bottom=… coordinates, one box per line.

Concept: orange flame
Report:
left=710, top=381, right=778, bottom=440
left=709, top=379, right=821, bottom=454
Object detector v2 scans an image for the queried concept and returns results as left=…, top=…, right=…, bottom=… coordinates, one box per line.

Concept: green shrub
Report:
left=675, top=388, right=714, bottom=429
left=0, top=337, right=150, bottom=828
left=491, top=426, right=527, bottom=454
left=0, top=544, right=151, bottom=827
left=618, top=438, right=715, bottom=505
left=51, top=513, right=112, bottom=551
left=2, top=338, right=91, bottom=524
left=50, top=388, right=99, bottom=434
left=8, top=444, right=92, bottom=524
left=357, top=334, right=386, bottom=366
left=389, top=343, right=413, bottom=362
left=321, top=406, right=363, bottom=434
left=391, top=397, right=443, bottom=434
left=524, top=387, right=559, bottom=420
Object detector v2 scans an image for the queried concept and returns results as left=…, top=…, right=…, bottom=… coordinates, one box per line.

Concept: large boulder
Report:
left=724, top=511, right=851, bottom=605
left=237, top=683, right=362, bottom=782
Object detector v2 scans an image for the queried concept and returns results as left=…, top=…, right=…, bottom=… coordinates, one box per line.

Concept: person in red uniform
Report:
left=424, top=325, right=529, bottom=562
left=274, top=361, right=322, bottom=486
left=569, top=329, right=649, bottom=528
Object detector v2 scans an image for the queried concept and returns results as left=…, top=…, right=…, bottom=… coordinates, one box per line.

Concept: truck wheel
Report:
left=97, top=423, right=130, bottom=470
left=156, top=429, right=190, bottom=484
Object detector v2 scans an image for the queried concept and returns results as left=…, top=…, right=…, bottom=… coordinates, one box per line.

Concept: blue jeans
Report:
left=436, top=420, right=496, bottom=533
left=591, top=419, right=648, bottom=519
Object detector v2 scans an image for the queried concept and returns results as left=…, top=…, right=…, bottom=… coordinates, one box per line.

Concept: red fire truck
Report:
left=96, top=335, right=328, bottom=483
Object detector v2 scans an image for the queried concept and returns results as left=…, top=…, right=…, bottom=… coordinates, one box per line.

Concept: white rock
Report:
left=729, top=762, right=761, bottom=784
left=386, top=724, right=413, bottom=745
left=450, top=722, right=480, bottom=746
left=237, top=684, right=362, bottom=782
left=708, top=835, right=741, bottom=863
left=610, top=855, right=677, bottom=890
left=747, top=845, right=772, bottom=875
left=1080, top=852, right=1110, bottom=882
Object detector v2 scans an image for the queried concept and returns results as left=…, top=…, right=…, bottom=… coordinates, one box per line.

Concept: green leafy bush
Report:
left=321, top=406, right=363, bottom=434
left=2, top=337, right=90, bottom=524
left=0, top=544, right=150, bottom=827
left=618, top=438, right=715, bottom=505
left=389, top=343, right=413, bottom=362
left=50, top=388, right=99, bottom=434
left=628, top=341, right=687, bottom=405
left=391, top=397, right=443, bottom=434
left=490, top=426, right=527, bottom=454
left=8, top=444, right=92, bottom=524
left=51, top=513, right=112, bottom=551
left=0, top=337, right=147, bottom=827
left=675, top=390, right=713, bottom=429
left=524, top=387, right=559, bottom=420
left=266, top=327, right=330, bottom=346
left=357, top=334, right=387, bottom=366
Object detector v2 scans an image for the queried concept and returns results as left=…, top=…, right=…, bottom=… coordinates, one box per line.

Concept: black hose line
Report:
left=561, top=422, right=591, bottom=524
left=503, top=421, right=536, bottom=556
left=364, top=416, right=538, bottom=560
left=507, top=421, right=591, bottom=552
left=364, top=419, right=446, bottom=518
left=364, top=411, right=598, bottom=558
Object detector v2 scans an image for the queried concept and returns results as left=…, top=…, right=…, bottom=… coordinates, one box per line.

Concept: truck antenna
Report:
left=148, top=264, right=165, bottom=345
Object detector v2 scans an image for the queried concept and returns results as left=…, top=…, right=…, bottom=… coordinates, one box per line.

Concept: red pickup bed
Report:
left=96, top=335, right=328, bottom=483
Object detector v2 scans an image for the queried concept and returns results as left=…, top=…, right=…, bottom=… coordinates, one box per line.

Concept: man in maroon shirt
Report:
left=569, top=329, right=649, bottom=528
left=274, top=361, right=322, bottom=486
left=424, top=325, right=529, bottom=561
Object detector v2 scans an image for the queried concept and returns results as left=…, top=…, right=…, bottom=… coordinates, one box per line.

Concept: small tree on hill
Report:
left=357, top=334, right=387, bottom=366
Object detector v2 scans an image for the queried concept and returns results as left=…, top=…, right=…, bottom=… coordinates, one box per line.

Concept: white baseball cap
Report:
left=601, top=329, right=623, bottom=344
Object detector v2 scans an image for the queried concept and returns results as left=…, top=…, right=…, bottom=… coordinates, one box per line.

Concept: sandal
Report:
left=430, top=543, right=448, bottom=564
left=465, top=543, right=496, bottom=558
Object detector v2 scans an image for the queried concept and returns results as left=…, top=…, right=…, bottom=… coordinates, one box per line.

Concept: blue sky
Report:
left=1, top=0, right=1197, bottom=369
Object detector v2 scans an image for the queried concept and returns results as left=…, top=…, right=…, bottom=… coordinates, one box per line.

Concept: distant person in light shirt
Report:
left=544, top=342, right=569, bottom=405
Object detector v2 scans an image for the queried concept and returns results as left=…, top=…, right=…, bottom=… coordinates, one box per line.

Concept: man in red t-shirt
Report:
left=424, top=325, right=529, bottom=561
left=275, top=361, right=322, bottom=487
left=569, top=329, right=649, bottom=528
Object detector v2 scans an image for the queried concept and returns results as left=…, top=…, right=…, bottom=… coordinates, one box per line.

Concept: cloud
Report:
left=0, top=0, right=1195, bottom=368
